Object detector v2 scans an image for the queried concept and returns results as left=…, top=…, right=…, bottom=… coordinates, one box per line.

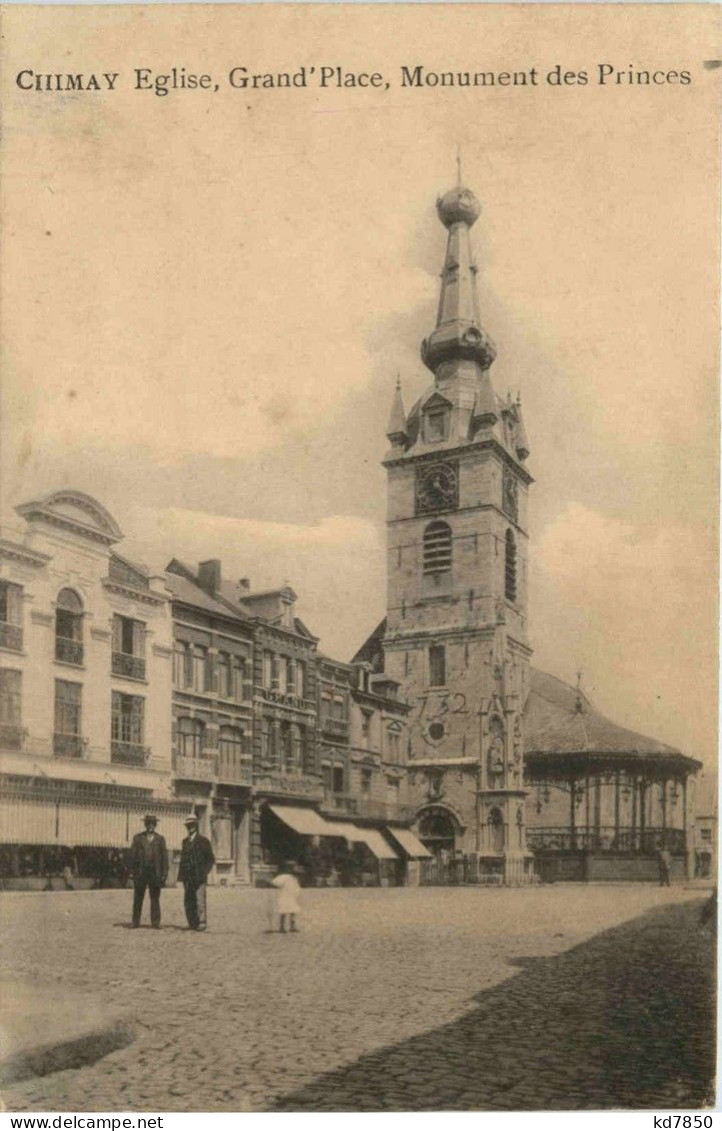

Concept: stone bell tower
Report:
left=382, top=175, right=533, bottom=883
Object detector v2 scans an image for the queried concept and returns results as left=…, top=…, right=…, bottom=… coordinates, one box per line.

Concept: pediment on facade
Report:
left=16, top=490, right=122, bottom=545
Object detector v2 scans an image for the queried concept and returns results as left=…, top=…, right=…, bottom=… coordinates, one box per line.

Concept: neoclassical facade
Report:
left=0, top=491, right=188, bottom=886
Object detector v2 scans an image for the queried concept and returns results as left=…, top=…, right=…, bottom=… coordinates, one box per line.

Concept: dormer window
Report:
left=425, top=407, right=447, bottom=442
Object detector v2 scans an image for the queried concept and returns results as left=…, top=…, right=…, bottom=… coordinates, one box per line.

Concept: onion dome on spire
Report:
left=386, top=376, right=408, bottom=448
left=421, top=177, right=496, bottom=374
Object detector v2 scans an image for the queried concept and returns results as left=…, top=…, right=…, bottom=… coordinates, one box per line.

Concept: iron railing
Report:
left=526, top=825, right=687, bottom=854
left=111, top=740, right=150, bottom=766
left=0, top=622, right=23, bottom=651
left=0, top=722, right=26, bottom=750
left=53, top=732, right=86, bottom=759
left=55, top=637, right=83, bottom=666
left=111, top=652, right=146, bottom=680
left=173, top=752, right=218, bottom=781
left=217, top=752, right=253, bottom=786
left=321, top=791, right=359, bottom=815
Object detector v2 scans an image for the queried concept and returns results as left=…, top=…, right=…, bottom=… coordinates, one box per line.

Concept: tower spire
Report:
left=421, top=175, right=496, bottom=375
left=386, top=375, right=408, bottom=447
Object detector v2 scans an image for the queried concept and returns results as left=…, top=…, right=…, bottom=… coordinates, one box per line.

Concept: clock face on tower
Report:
left=415, top=461, right=459, bottom=515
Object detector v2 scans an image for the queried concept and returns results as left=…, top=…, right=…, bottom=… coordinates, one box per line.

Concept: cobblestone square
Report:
left=0, top=885, right=714, bottom=1112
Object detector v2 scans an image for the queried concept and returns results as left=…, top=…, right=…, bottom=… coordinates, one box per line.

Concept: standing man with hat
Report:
left=178, top=814, right=215, bottom=931
left=130, top=814, right=169, bottom=929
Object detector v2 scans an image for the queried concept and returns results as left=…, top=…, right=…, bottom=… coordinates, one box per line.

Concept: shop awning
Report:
left=324, top=820, right=364, bottom=840
left=387, top=827, right=432, bottom=858
left=268, top=804, right=331, bottom=837
left=354, top=828, right=398, bottom=860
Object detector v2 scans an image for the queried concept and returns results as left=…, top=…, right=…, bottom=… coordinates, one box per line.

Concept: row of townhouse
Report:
left=0, top=489, right=422, bottom=889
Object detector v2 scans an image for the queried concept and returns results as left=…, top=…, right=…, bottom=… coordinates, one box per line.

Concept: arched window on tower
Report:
left=423, top=521, right=452, bottom=575
left=505, top=529, right=517, bottom=603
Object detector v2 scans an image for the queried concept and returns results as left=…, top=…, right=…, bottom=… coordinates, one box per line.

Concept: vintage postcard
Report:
left=0, top=2, right=718, bottom=1114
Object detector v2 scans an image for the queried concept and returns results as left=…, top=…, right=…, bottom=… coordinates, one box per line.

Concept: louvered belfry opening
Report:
left=423, top=521, right=452, bottom=575
left=505, top=529, right=517, bottom=602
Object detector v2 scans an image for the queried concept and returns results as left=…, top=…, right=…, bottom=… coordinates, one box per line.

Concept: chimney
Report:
left=198, top=559, right=221, bottom=595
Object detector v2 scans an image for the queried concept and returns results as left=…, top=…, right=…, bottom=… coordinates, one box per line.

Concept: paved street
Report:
left=0, top=884, right=714, bottom=1112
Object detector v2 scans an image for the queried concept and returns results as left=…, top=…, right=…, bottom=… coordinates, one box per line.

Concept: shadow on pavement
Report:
left=271, top=898, right=715, bottom=1112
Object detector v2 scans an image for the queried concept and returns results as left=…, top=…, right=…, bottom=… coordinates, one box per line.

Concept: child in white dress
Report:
left=270, top=861, right=301, bottom=933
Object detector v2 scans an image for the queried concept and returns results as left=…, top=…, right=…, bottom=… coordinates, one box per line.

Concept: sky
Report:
left=1, top=5, right=718, bottom=797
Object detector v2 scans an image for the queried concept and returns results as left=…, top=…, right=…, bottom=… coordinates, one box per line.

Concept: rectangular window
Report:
left=112, top=614, right=145, bottom=656
left=0, top=581, right=22, bottom=625
left=425, top=409, right=446, bottom=442
left=263, top=650, right=273, bottom=688
left=330, top=697, right=347, bottom=721
left=217, top=651, right=231, bottom=698
left=297, top=661, right=306, bottom=700
left=285, top=657, right=295, bottom=695
left=111, top=692, right=145, bottom=745
left=192, top=645, right=209, bottom=693
left=429, top=644, right=446, bottom=687
left=112, top=615, right=146, bottom=679
left=0, top=670, right=21, bottom=726
left=231, top=656, right=246, bottom=702
left=55, top=680, right=81, bottom=735
left=332, top=766, right=344, bottom=793
left=361, top=769, right=372, bottom=795
left=270, top=654, right=280, bottom=691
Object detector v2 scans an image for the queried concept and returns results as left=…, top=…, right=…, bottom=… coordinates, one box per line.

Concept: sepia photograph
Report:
left=0, top=1, right=719, bottom=1114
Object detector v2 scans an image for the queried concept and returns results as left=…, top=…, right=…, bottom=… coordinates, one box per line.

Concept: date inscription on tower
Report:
left=415, top=461, right=459, bottom=515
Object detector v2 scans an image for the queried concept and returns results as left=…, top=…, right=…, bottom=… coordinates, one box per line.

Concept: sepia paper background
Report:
left=1, top=2, right=719, bottom=793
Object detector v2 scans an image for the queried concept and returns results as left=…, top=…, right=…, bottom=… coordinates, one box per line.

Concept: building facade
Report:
left=0, top=490, right=188, bottom=887
left=165, top=558, right=255, bottom=884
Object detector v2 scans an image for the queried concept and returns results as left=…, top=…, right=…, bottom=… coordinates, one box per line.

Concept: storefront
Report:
left=0, top=781, right=189, bottom=889
left=257, top=801, right=403, bottom=886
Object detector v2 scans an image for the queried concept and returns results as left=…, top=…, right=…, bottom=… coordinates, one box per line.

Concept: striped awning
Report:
left=354, top=828, right=398, bottom=860
left=0, top=794, right=189, bottom=850
left=268, top=804, right=332, bottom=837
left=386, top=827, right=432, bottom=858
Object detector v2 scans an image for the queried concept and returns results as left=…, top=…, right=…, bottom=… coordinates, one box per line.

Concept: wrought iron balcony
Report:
left=0, top=722, right=26, bottom=750
left=321, top=717, right=349, bottom=736
left=173, top=751, right=218, bottom=781
left=0, top=622, right=23, bottom=652
left=253, top=771, right=324, bottom=800
left=321, top=790, right=358, bottom=815
left=53, top=732, right=86, bottom=759
left=217, top=753, right=253, bottom=786
left=55, top=636, right=83, bottom=666
left=112, top=651, right=146, bottom=680
left=111, top=740, right=150, bottom=766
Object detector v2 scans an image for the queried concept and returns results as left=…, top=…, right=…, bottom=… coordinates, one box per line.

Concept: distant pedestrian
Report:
left=271, top=861, right=301, bottom=933
left=657, top=846, right=672, bottom=887
left=178, top=815, right=215, bottom=931
left=130, top=814, right=169, bottom=928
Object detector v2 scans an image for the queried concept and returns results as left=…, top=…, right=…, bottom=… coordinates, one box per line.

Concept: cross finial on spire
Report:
left=575, top=668, right=584, bottom=713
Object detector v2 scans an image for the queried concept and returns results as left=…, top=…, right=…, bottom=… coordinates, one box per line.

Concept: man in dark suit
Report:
left=178, top=815, right=215, bottom=931
left=130, top=814, right=169, bottom=928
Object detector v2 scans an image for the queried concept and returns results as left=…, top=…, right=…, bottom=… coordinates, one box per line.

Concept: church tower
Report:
left=382, top=177, right=533, bottom=883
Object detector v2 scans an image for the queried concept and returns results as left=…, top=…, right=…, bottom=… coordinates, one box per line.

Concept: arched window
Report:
left=504, top=529, right=517, bottom=603
left=177, top=716, right=204, bottom=758
left=55, top=589, right=83, bottom=665
left=423, top=521, right=452, bottom=575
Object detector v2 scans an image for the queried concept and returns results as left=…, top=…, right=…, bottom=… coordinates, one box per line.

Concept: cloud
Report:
left=532, top=503, right=717, bottom=769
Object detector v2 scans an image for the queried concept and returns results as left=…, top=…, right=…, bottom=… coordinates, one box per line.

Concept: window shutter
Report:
left=112, top=615, right=122, bottom=653
left=132, top=620, right=145, bottom=657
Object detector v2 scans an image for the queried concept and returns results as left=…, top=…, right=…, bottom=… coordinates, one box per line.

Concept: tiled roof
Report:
left=164, top=570, right=250, bottom=625
left=524, top=668, right=689, bottom=760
